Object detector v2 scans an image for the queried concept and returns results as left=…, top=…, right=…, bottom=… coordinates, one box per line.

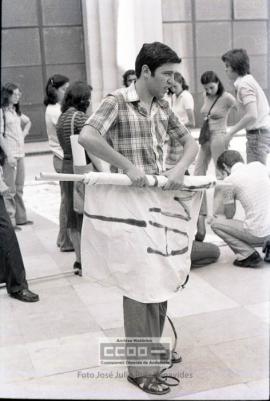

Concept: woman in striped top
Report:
left=56, top=81, right=92, bottom=275
left=44, top=74, right=71, bottom=251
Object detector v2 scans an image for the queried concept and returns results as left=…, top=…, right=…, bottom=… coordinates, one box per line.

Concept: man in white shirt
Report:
left=211, top=150, right=270, bottom=268
left=221, top=48, right=270, bottom=165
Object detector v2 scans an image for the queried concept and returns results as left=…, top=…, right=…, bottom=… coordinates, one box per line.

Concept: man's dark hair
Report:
left=174, top=72, right=189, bottom=90
left=221, top=49, right=250, bottom=76
left=135, top=42, right=181, bottom=78
left=217, top=150, right=244, bottom=171
left=61, top=81, right=92, bottom=113
left=201, top=71, right=224, bottom=96
left=122, top=69, right=135, bottom=87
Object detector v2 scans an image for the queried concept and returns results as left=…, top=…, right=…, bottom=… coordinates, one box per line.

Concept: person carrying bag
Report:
left=194, top=71, right=236, bottom=219
left=56, top=81, right=93, bottom=275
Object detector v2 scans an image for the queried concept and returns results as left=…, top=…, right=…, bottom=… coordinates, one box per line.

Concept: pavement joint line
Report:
left=0, top=272, right=76, bottom=290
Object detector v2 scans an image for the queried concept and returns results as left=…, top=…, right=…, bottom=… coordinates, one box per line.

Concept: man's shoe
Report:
left=10, top=288, right=39, bottom=302
left=17, top=220, right=34, bottom=226
left=73, top=261, right=82, bottom=276
left=171, top=350, right=182, bottom=364
left=262, top=240, right=270, bottom=263
left=60, top=247, right=74, bottom=252
left=264, top=250, right=270, bottom=263
left=233, top=251, right=262, bottom=268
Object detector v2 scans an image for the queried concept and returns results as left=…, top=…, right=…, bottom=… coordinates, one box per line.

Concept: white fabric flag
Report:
left=81, top=182, right=205, bottom=303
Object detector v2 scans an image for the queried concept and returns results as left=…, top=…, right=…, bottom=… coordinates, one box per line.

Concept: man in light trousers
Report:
left=211, top=150, right=270, bottom=268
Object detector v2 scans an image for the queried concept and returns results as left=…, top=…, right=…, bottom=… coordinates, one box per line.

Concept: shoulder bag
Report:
left=198, top=96, right=220, bottom=145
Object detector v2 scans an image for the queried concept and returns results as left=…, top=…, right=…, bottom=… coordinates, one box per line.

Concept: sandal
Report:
left=158, top=374, right=180, bottom=387
left=171, top=350, right=182, bottom=364
left=127, top=375, right=170, bottom=395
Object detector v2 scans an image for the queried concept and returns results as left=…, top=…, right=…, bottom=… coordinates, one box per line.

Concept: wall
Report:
left=162, top=0, right=269, bottom=126
left=2, top=0, right=269, bottom=139
left=1, top=0, right=86, bottom=141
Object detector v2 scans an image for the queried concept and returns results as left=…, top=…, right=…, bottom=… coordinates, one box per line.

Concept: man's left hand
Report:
left=161, top=167, right=185, bottom=190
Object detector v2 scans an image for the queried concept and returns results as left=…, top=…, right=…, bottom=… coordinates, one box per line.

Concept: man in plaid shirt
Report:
left=79, top=42, right=198, bottom=395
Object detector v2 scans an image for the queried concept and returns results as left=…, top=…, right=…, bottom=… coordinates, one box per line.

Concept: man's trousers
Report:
left=123, top=296, right=167, bottom=379
left=0, top=195, right=28, bottom=294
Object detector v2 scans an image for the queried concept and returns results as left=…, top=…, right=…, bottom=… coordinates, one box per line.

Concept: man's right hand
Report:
left=7, top=157, right=16, bottom=167
left=125, top=166, right=149, bottom=187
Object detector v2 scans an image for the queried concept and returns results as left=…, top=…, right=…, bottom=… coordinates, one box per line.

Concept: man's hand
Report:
left=7, top=156, right=16, bottom=167
left=22, top=129, right=30, bottom=137
left=0, top=187, right=10, bottom=196
left=162, top=166, right=185, bottom=190
left=0, top=181, right=10, bottom=196
left=125, top=166, right=149, bottom=187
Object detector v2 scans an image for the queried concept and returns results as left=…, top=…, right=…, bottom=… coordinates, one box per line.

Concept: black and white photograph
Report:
left=0, top=0, right=269, bottom=400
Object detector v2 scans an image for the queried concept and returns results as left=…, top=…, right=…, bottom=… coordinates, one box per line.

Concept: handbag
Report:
left=198, top=96, right=220, bottom=145
left=70, top=111, right=93, bottom=214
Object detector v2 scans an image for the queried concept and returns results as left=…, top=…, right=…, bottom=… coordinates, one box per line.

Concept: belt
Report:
left=247, top=128, right=270, bottom=134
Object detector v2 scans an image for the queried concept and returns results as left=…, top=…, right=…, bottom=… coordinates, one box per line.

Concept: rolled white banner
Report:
left=36, top=172, right=216, bottom=190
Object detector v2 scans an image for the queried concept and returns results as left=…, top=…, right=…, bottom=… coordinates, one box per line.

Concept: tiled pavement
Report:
left=0, top=135, right=269, bottom=400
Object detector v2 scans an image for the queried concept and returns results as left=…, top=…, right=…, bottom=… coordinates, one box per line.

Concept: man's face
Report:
left=222, top=163, right=231, bottom=177
left=224, top=62, right=238, bottom=81
left=126, top=74, right=137, bottom=87
left=146, top=63, right=180, bottom=99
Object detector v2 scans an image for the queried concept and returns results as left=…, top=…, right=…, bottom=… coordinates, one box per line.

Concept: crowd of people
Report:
left=1, top=42, right=270, bottom=395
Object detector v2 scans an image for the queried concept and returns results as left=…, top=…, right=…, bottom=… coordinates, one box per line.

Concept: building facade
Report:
left=2, top=0, right=269, bottom=141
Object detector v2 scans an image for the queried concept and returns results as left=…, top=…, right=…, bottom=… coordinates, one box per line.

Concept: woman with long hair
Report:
left=170, top=72, right=195, bottom=128
left=56, top=81, right=92, bottom=275
left=165, top=72, right=195, bottom=170
left=44, top=74, right=72, bottom=251
left=0, top=82, right=32, bottom=229
left=195, top=71, right=236, bottom=178
left=194, top=71, right=236, bottom=217
left=0, top=143, right=39, bottom=302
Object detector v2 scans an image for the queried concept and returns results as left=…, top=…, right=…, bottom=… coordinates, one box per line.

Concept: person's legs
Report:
left=2, top=161, right=17, bottom=226
left=194, top=144, right=211, bottom=217
left=246, top=130, right=270, bottom=165
left=211, top=218, right=266, bottom=259
left=53, top=155, right=73, bottom=251
left=257, top=129, right=270, bottom=165
left=123, top=296, right=168, bottom=379
left=69, top=228, right=81, bottom=263
left=246, top=131, right=260, bottom=163
left=191, top=240, right=220, bottom=268
left=61, top=175, right=82, bottom=271
left=0, top=195, right=27, bottom=293
left=210, top=132, right=227, bottom=177
left=210, top=132, right=227, bottom=215
left=194, top=143, right=211, bottom=176
left=14, top=157, right=27, bottom=224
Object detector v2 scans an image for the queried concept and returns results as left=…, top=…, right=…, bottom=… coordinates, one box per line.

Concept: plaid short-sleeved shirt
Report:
left=85, top=83, right=190, bottom=174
